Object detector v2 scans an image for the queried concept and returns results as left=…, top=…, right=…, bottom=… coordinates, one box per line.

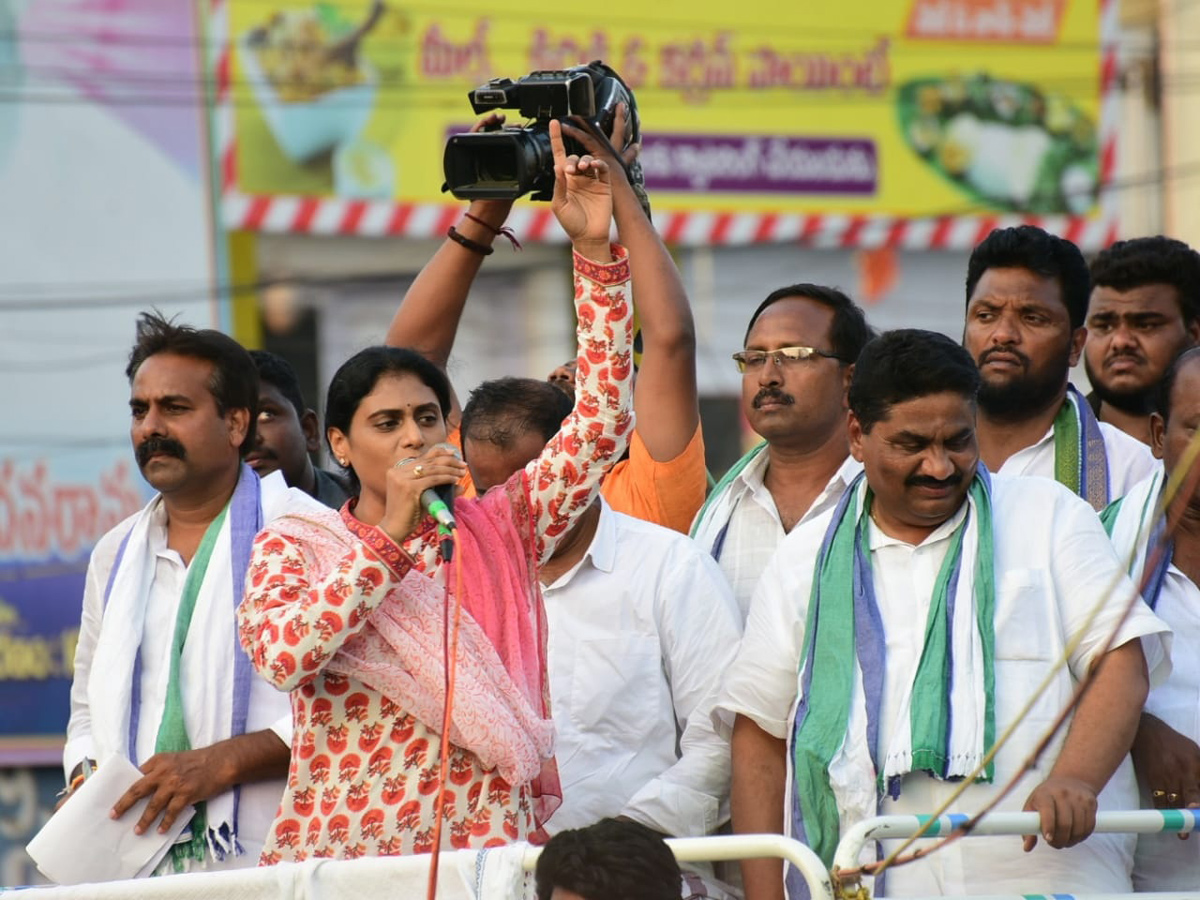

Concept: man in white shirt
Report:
left=963, top=225, right=1158, bottom=509
left=462, top=378, right=740, bottom=850
left=721, top=329, right=1170, bottom=899
left=1103, top=346, right=1200, bottom=890
left=1083, top=236, right=1200, bottom=446
left=62, top=313, right=321, bottom=873
left=691, top=285, right=872, bottom=618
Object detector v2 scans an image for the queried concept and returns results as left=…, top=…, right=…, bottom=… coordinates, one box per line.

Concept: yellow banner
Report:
left=228, top=0, right=1104, bottom=217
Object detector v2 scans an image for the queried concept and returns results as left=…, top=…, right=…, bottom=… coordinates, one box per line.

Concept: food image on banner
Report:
left=220, top=0, right=1115, bottom=246
left=897, top=73, right=1097, bottom=215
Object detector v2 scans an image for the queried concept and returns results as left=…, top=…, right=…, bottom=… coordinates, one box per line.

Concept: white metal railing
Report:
left=832, top=809, right=1200, bottom=898
left=5, top=833, right=834, bottom=900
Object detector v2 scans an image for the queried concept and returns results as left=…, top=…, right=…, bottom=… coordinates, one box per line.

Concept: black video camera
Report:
left=443, top=61, right=639, bottom=202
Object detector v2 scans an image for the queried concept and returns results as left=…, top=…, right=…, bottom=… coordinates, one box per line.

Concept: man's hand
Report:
left=111, top=748, right=228, bottom=835
left=1132, top=712, right=1200, bottom=829
left=1021, top=775, right=1098, bottom=851
left=548, top=119, right=612, bottom=260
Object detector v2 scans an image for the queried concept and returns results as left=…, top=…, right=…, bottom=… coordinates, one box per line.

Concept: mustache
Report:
left=136, top=435, right=187, bottom=467
left=752, top=388, right=795, bottom=409
left=978, top=346, right=1031, bottom=368
left=1106, top=349, right=1145, bottom=364
left=906, top=472, right=964, bottom=489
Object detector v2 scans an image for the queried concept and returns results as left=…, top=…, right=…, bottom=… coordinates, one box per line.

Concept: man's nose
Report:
left=989, top=311, right=1021, bottom=345
left=921, top=447, right=954, bottom=481
left=756, top=357, right=783, bottom=386
left=1109, top=322, right=1139, bottom=351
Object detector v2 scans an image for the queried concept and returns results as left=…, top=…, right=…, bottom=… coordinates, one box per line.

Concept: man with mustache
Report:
left=963, top=225, right=1158, bottom=510
left=1083, top=236, right=1200, bottom=446
left=61, top=313, right=325, bottom=874
left=721, top=329, right=1170, bottom=899
left=691, top=285, right=873, bottom=618
left=246, top=350, right=350, bottom=508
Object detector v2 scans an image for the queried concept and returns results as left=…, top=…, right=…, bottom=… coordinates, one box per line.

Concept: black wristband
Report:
left=447, top=225, right=494, bottom=256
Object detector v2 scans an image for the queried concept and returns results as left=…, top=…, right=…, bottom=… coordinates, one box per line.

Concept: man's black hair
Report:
left=460, top=377, right=574, bottom=448
left=965, top=225, right=1091, bottom=329
left=125, top=310, right=259, bottom=453
left=250, top=349, right=307, bottom=418
left=742, top=283, right=874, bottom=364
left=1090, top=236, right=1200, bottom=324
left=1155, top=346, right=1200, bottom=424
left=850, top=329, right=981, bottom=433
left=534, top=818, right=681, bottom=900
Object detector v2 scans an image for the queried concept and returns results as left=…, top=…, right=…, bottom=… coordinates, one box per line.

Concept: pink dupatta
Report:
left=270, top=470, right=561, bottom=829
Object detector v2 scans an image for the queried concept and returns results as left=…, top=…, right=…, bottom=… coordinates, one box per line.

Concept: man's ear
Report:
left=1149, top=412, right=1166, bottom=460
left=301, top=409, right=321, bottom=455
left=847, top=410, right=866, bottom=462
left=841, top=363, right=854, bottom=409
left=1068, top=325, right=1087, bottom=367
left=228, top=407, right=251, bottom=451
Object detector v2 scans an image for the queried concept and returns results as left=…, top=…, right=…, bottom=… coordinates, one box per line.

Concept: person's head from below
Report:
left=460, top=377, right=574, bottom=493
left=1151, top=347, right=1200, bottom=512
left=1085, top=236, right=1200, bottom=417
left=737, top=283, right=873, bottom=450
left=547, top=359, right=578, bottom=396
left=534, top=818, right=682, bottom=900
left=125, top=310, right=258, bottom=496
left=849, top=329, right=983, bottom=543
left=963, top=225, right=1089, bottom=421
left=324, top=346, right=452, bottom=502
left=247, top=349, right=321, bottom=489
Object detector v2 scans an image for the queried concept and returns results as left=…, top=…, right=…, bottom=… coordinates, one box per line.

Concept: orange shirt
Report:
left=449, top=423, right=706, bottom=534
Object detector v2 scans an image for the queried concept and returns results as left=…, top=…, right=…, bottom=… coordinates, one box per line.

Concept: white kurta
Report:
left=997, top=411, right=1160, bottom=500
left=718, top=473, right=1171, bottom=897
left=65, top=481, right=305, bottom=870
left=1104, top=472, right=1200, bottom=890
left=542, top=499, right=742, bottom=838
left=693, top=454, right=861, bottom=620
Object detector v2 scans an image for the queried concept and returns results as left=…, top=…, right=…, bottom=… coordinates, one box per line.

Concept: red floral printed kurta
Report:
left=239, top=248, right=634, bottom=863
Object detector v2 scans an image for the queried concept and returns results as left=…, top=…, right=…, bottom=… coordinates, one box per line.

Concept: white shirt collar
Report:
left=733, top=446, right=860, bottom=499
left=544, top=498, right=616, bottom=590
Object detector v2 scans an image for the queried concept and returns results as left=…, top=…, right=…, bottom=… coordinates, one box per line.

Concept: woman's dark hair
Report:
left=324, top=346, right=453, bottom=491
left=742, top=283, right=874, bottom=364
left=850, top=329, right=981, bottom=433
left=535, top=818, right=681, bottom=900
left=965, top=225, right=1090, bottom=329
left=125, top=310, right=259, bottom=454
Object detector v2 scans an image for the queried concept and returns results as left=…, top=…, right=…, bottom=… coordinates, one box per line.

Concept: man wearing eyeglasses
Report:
left=690, top=285, right=874, bottom=618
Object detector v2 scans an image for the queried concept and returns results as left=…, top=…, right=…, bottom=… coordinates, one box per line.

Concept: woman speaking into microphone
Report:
left=237, top=122, right=634, bottom=863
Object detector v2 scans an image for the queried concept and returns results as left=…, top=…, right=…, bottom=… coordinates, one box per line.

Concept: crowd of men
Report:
left=50, top=125, right=1200, bottom=900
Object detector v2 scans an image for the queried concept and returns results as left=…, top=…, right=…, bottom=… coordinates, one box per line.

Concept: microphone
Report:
left=421, top=442, right=460, bottom=534
left=421, top=483, right=456, bottom=533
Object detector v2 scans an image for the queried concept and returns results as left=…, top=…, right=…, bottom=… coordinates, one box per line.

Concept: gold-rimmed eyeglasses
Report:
left=732, top=346, right=843, bottom=373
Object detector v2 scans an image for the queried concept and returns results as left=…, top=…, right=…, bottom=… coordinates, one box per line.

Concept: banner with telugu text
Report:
left=226, top=0, right=1107, bottom=221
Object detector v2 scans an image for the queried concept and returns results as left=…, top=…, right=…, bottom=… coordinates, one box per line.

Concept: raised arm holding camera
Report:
left=386, top=63, right=706, bottom=534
